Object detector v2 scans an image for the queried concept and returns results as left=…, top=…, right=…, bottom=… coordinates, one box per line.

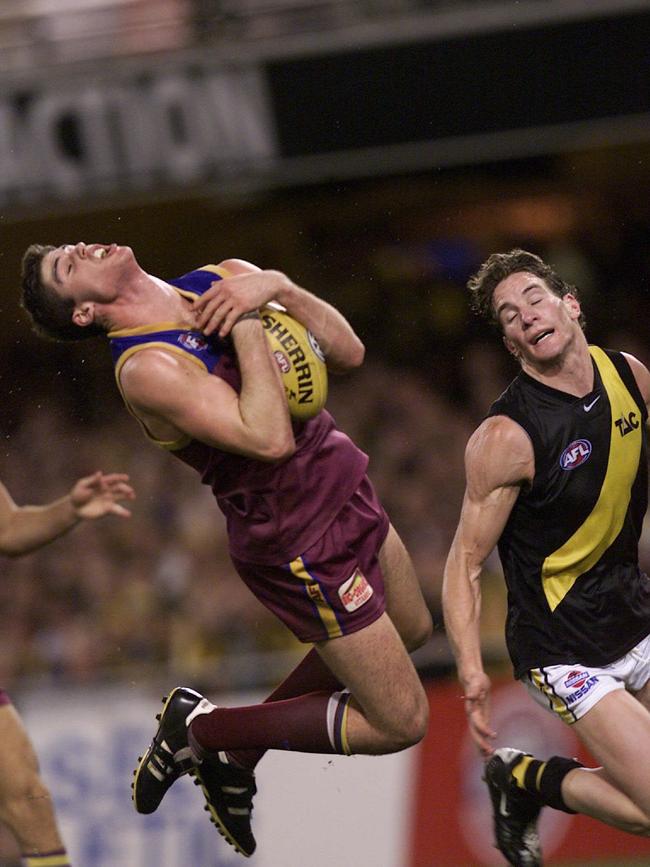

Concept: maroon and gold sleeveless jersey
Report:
left=109, top=264, right=369, bottom=565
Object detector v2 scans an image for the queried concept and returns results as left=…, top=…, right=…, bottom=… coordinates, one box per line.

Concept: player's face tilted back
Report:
left=493, top=270, right=583, bottom=369
left=40, top=242, right=139, bottom=306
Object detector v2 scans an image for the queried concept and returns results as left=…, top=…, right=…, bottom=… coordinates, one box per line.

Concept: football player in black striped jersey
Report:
left=444, top=249, right=650, bottom=866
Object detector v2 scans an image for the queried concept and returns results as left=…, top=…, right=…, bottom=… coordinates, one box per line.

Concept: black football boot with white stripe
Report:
left=484, top=747, right=543, bottom=867
left=132, top=685, right=258, bottom=857
left=132, top=686, right=203, bottom=813
left=193, top=753, right=257, bottom=857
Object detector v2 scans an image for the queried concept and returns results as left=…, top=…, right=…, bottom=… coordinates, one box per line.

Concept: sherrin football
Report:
left=260, top=304, right=328, bottom=420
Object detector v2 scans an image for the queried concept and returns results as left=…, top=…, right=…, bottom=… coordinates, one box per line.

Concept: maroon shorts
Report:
left=0, top=689, right=11, bottom=706
left=231, top=476, right=389, bottom=643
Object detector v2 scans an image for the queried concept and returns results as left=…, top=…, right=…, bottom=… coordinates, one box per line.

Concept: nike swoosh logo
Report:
left=583, top=395, right=601, bottom=412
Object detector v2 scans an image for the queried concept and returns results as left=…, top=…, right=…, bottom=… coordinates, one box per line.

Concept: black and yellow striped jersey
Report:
left=488, top=346, right=650, bottom=677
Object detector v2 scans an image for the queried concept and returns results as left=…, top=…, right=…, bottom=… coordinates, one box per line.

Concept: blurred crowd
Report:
left=0, top=353, right=484, bottom=695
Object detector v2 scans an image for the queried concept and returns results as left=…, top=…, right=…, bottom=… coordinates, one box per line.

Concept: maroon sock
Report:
left=190, top=689, right=352, bottom=757
left=227, top=649, right=342, bottom=769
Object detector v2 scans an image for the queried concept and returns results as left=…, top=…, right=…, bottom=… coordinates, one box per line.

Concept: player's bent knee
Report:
left=628, top=813, right=650, bottom=836
left=390, top=691, right=429, bottom=750
left=399, top=609, right=433, bottom=653
left=0, top=777, right=54, bottom=824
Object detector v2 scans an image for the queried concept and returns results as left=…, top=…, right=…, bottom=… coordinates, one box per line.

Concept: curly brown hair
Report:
left=20, top=244, right=105, bottom=341
left=467, top=248, right=585, bottom=331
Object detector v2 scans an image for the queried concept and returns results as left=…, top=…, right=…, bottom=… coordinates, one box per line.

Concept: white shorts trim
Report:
left=523, top=633, right=650, bottom=724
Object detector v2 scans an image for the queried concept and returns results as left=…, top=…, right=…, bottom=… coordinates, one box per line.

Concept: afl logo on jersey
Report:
left=560, top=439, right=592, bottom=470
left=178, top=333, right=208, bottom=351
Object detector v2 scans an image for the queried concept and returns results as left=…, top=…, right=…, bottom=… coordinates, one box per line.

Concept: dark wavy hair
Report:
left=467, top=248, right=585, bottom=331
left=21, top=244, right=105, bottom=341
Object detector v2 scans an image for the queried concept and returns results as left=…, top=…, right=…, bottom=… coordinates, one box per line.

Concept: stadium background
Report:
left=1, top=0, right=650, bottom=863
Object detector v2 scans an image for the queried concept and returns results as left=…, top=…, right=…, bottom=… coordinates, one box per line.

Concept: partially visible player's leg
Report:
left=185, top=613, right=428, bottom=757
left=487, top=657, right=650, bottom=866
left=561, top=766, right=650, bottom=833
left=187, top=496, right=430, bottom=756
left=133, top=613, right=428, bottom=855
left=0, top=703, right=70, bottom=865
left=133, top=485, right=430, bottom=850
left=487, top=687, right=650, bottom=867
left=379, top=522, right=432, bottom=651
left=314, top=610, right=429, bottom=753
left=231, top=521, right=431, bottom=760
left=631, top=676, right=650, bottom=711
left=566, top=689, right=650, bottom=832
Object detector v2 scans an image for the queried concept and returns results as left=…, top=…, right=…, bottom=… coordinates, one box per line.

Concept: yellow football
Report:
left=260, top=304, right=328, bottom=420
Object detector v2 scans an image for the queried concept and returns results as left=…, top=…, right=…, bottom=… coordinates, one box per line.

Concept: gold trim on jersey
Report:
left=108, top=322, right=189, bottom=338
left=113, top=342, right=207, bottom=451
left=171, top=264, right=232, bottom=300
left=542, top=346, right=642, bottom=611
left=201, top=264, right=232, bottom=279
left=289, top=556, right=343, bottom=639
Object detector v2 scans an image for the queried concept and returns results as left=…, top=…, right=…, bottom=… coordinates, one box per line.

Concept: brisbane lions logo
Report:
left=178, top=333, right=209, bottom=352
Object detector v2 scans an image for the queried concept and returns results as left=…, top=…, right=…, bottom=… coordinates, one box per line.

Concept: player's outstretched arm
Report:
left=442, top=415, right=532, bottom=757
left=0, top=471, right=134, bottom=557
left=192, top=259, right=365, bottom=374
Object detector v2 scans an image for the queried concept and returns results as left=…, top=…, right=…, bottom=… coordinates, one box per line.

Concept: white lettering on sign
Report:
left=0, top=65, right=276, bottom=204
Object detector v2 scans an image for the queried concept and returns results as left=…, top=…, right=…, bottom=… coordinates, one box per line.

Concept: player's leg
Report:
left=486, top=687, right=650, bottom=867
left=486, top=660, right=650, bottom=866
left=185, top=612, right=428, bottom=757
left=133, top=614, right=428, bottom=856
left=136, top=614, right=427, bottom=784
left=564, top=689, right=650, bottom=831
left=379, top=522, right=432, bottom=652
left=0, top=703, right=70, bottom=866
left=133, top=482, right=429, bottom=851
left=313, top=610, right=429, bottom=753
left=226, top=521, right=431, bottom=766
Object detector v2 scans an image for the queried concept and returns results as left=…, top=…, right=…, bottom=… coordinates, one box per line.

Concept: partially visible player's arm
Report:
left=442, top=415, right=533, bottom=757
left=0, top=471, right=134, bottom=557
left=622, top=352, right=650, bottom=418
left=122, top=314, right=295, bottom=462
left=192, top=258, right=364, bottom=373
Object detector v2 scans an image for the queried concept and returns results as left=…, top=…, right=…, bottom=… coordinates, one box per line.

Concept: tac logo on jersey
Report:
left=338, top=569, right=373, bottom=612
left=615, top=411, right=640, bottom=437
left=560, top=439, right=592, bottom=470
left=563, top=670, right=590, bottom=689
left=178, top=333, right=208, bottom=351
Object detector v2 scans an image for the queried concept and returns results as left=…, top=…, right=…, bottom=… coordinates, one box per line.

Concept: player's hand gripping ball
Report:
left=261, top=305, right=328, bottom=420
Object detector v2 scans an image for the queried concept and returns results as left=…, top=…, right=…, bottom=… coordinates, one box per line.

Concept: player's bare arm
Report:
left=192, top=258, right=365, bottom=373
left=442, top=415, right=534, bottom=757
left=622, top=352, right=650, bottom=415
left=0, top=472, right=134, bottom=557
left=121, top=318, right=295, bottom=461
